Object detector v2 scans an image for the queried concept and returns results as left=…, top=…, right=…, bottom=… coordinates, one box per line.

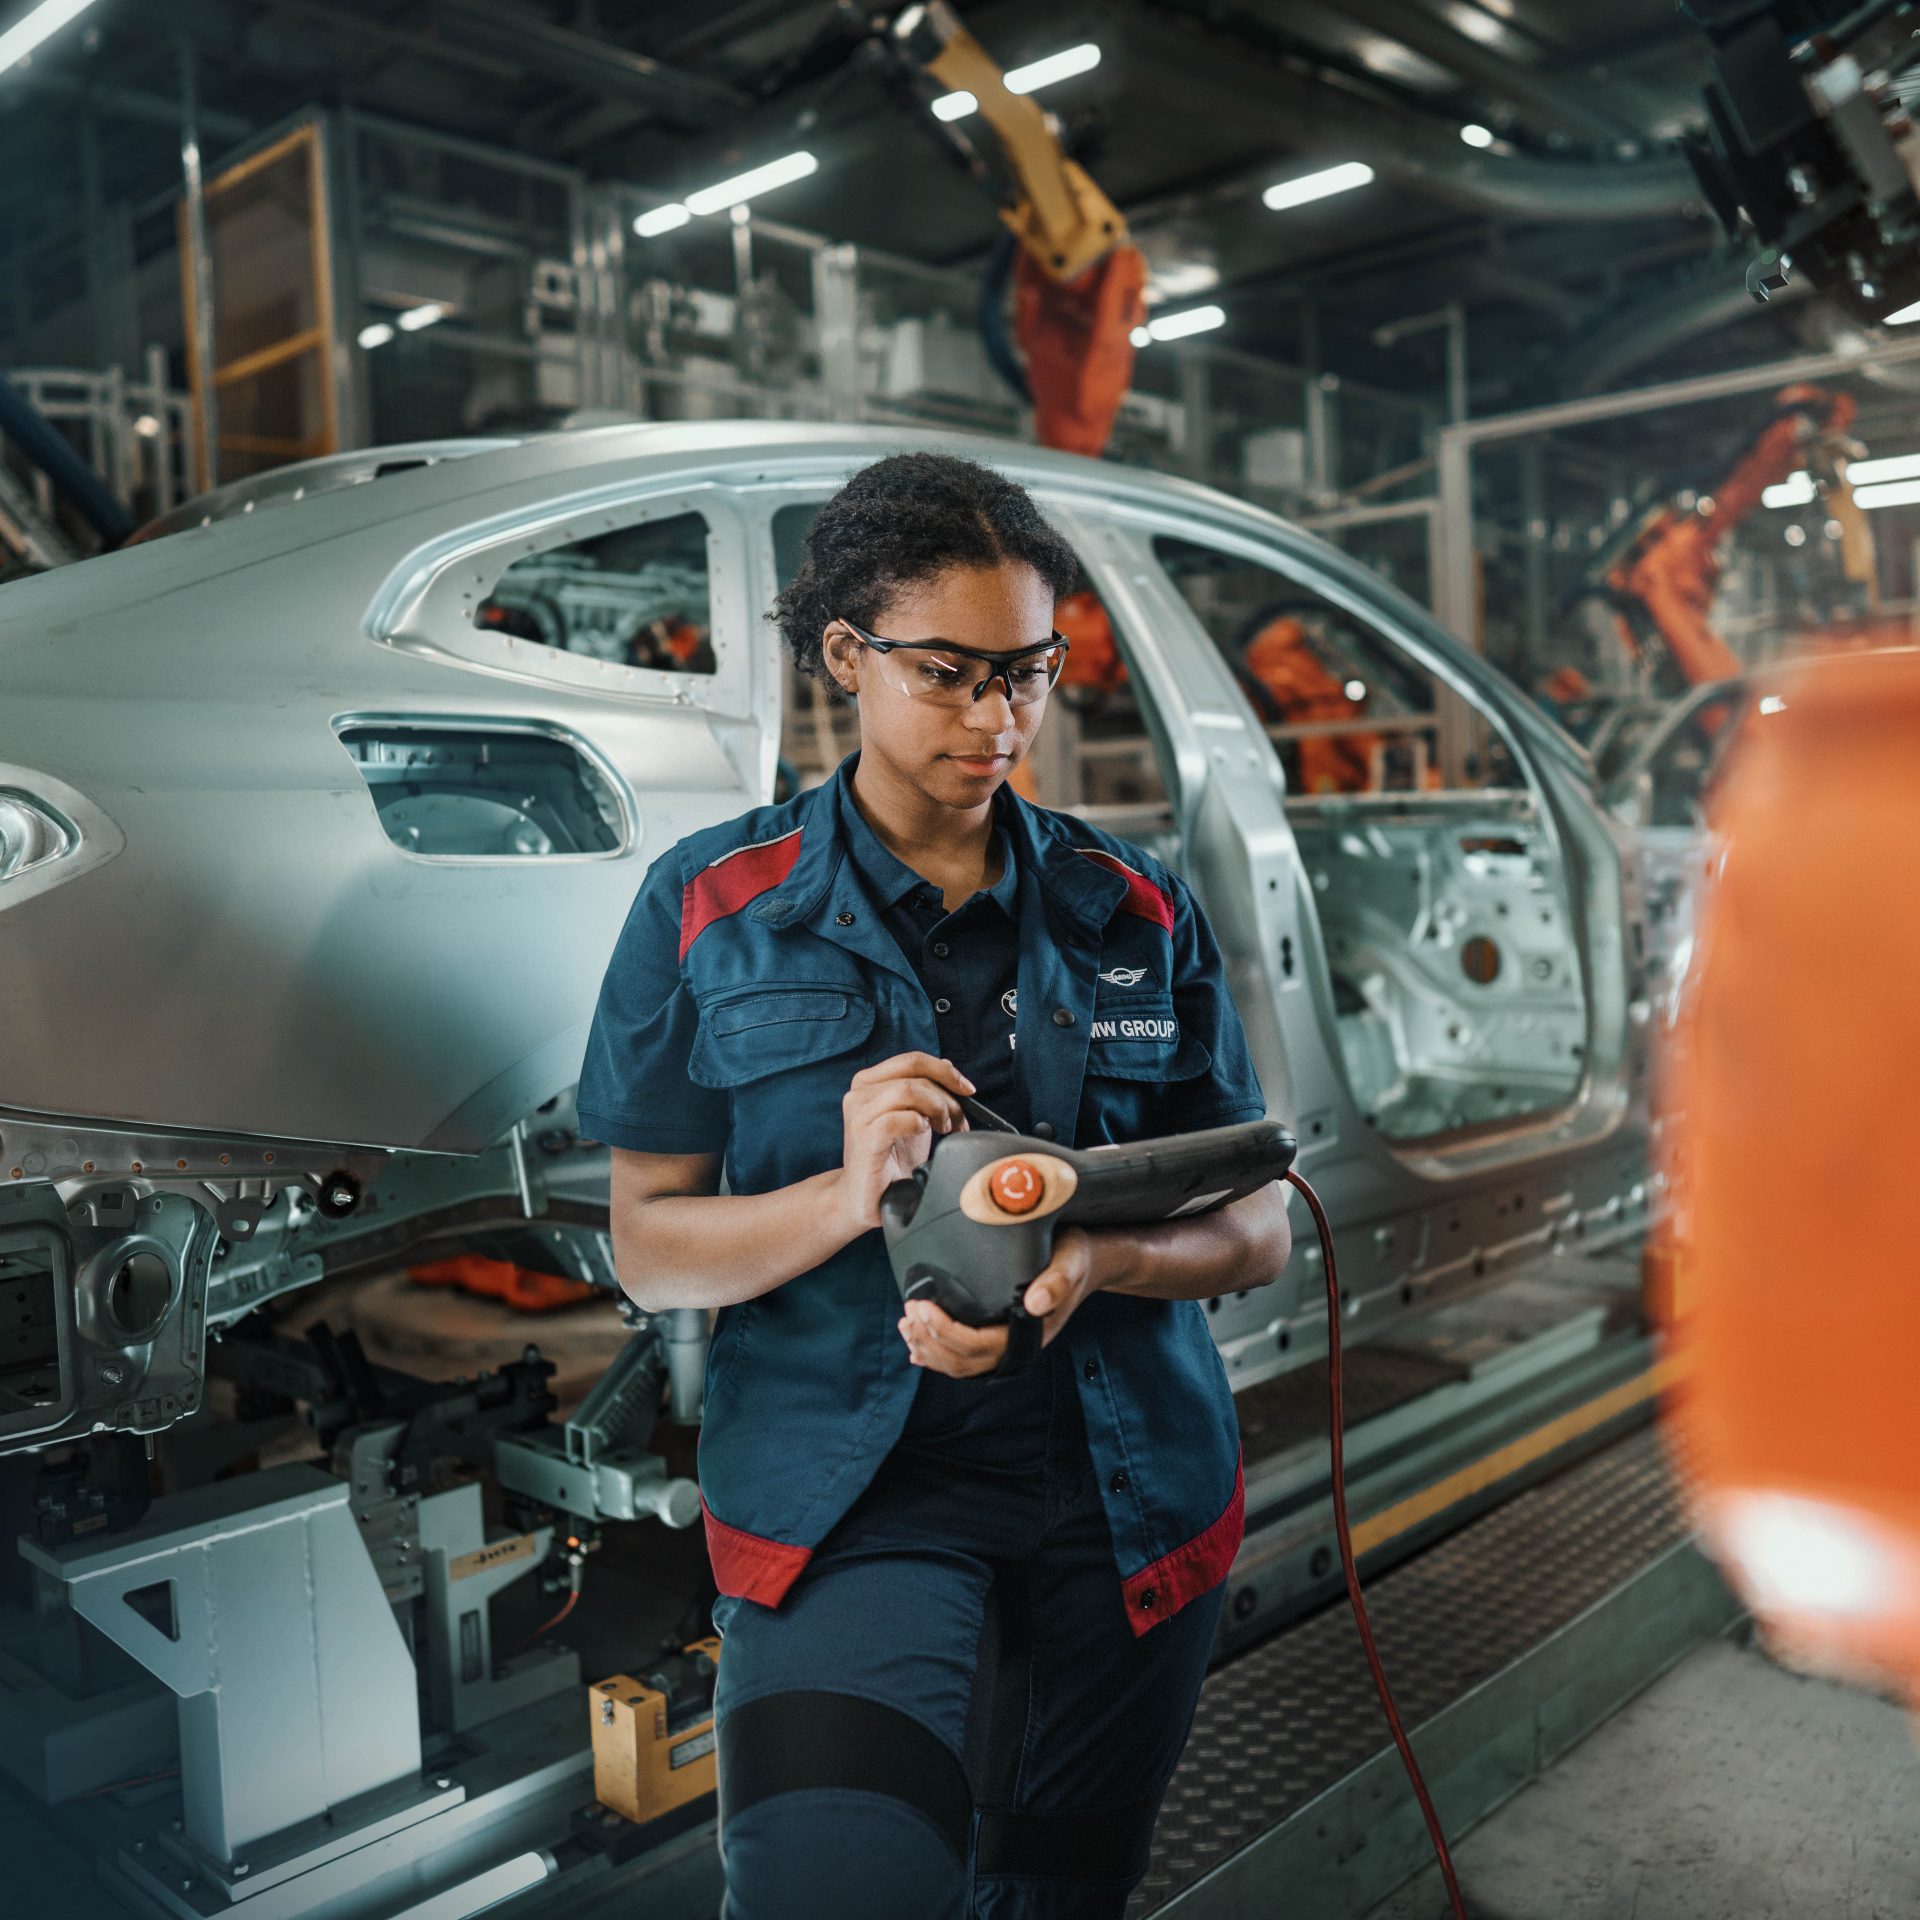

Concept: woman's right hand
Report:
left=833, top=1052, right=974, bottom=1234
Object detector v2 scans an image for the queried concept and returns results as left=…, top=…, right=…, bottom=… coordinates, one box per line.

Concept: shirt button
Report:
left=1139, top=1587, right=1159, bottom=1611
left=1052, top=1008, right=1075, bottom=1027
left=1109, top=1471, right=1129, bottom=1494
left=1033, top=1121, right=1055, bottom=1140
left=1083, top=1359, right=1098, bottom=1380
left=932, top=942, right=951, bottom=958
left=835, top=911, right=855, bottom=926
left=934, top=997, right=952, bottom=1014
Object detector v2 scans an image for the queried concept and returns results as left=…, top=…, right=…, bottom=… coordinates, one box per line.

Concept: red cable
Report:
left=509, top=1585, right=580, bottom=1658
left=1287, top=1167, right=1469, bottom=1920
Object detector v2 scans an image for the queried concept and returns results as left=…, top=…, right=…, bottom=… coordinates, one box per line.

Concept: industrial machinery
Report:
left=0, top=423, right=1696, bottom=1917
left=1687, top=0, right=1920, bottom=321
left=1583, top=383, right=1867, bottom=696
left=886, top=1, right=1147, bottom=458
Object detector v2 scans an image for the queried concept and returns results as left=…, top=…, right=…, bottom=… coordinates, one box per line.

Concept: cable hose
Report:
left=1286, top=1166, right=1469, bottom=1919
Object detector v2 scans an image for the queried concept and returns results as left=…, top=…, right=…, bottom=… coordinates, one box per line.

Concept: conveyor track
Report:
left=1133, top=1425, right=1735, bottom=1916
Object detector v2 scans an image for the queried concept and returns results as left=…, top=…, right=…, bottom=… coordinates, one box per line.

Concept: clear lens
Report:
left=874, top=643, right=1065, bottom=707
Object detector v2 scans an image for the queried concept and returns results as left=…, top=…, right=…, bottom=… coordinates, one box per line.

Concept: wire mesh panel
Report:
left=179, top=120, right=340, bottom=485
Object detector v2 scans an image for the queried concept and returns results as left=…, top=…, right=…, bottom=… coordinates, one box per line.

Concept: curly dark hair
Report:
left=771, top=451, right=1081, bottom=695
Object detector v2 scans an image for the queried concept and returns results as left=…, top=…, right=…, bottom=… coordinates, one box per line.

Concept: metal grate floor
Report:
left=1133, top=1425, right=1684, bottom=1915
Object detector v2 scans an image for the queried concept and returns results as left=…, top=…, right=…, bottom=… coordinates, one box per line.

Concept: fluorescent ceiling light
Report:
left=634, top=202, right=692, bottom=237
left=1884, top=299, right=1920, bottom=325
left=1853, top=476, right=1920, bottom=509
left=1846, top=450, right=1920, bottom=485
left=1262, top=161, right=1374, bottom=212
left=357, top=321, right=395, bottom=349
left=684, top=150, right=817, bottom=217
left=397, top=302, right=446, bottom=333
left=1451, top=7, right=1508, bottom=48
left=1005, top=43, right=1100, bottom=93
left=1459, top=123, right=1495, bottom=149
left=1143, top=303, right=1226, bottom=343
left=0, top=0, right=100, bottom=71
left=933, top=41, right=1100, bottom=120
left=1146, top=261, right=1220, bottom=306
left=1761, top=472, right=1815, bottom=508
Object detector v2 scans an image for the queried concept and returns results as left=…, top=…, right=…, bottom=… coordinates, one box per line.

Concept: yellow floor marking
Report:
left=1349, top=1355, right=1679, bottom=1557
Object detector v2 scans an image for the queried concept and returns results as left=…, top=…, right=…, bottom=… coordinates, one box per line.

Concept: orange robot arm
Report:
left=1607, top=386, right=1857, bottom=690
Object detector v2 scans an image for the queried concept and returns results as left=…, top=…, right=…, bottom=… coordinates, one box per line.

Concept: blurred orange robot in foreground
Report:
left=1659, top=646, right=1920, bottom=1698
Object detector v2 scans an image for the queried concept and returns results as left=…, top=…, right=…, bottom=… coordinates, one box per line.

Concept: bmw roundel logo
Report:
left=1001, top=987, right=1018, bottom=1018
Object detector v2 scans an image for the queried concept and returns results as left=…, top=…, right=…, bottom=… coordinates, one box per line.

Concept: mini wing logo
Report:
left=1098, top=966, right=1149, bottom=987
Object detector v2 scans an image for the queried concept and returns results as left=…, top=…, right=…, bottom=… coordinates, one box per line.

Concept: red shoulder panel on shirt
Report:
left=679, top=826, right=804, bottom=961
left=1074, top=846, right=1176, bottom=933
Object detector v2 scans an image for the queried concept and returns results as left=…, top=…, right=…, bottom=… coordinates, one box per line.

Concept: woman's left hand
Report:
left=897, top=1226, right=1102, bottom=1378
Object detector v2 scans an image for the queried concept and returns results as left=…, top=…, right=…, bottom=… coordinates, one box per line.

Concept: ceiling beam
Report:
left=429, top=0, right=751, bottom=127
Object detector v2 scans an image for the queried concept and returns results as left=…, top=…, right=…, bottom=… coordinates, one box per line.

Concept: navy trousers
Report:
left=710, top=1353, right=1223, bottom=1918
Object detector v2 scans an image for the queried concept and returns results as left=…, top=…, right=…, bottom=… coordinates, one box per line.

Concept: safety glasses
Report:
left=834, top=615, right=1070, bottom=708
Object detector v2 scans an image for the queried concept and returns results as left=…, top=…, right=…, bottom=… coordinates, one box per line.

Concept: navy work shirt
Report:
left=577, top=755, right=1270, bottom=1636
left=838, top=790, right=1060, bottom=1459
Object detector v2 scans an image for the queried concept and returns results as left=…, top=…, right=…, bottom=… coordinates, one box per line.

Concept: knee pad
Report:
left=718, top=1690, right=971, bottom=1918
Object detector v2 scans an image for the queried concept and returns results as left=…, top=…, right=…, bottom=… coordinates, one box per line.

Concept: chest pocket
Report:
left=1084, top=994, right=1212, bottom=1083
left=689, top=985, right=877, bottom=1090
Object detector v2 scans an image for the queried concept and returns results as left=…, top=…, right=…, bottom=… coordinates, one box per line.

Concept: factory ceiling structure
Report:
left=0, top=0, right=1820, bottom=407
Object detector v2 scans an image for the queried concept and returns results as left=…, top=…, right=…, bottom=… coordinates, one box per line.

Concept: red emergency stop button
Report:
left=989, top=1158, right=1044, bottom=1215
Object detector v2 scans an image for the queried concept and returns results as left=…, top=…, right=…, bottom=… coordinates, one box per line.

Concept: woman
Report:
left=576, top=451, right=1290, bottom=1918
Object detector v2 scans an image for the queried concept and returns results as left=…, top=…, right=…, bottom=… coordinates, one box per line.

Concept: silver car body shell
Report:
left=0, top=422, right=1669, bottom=1452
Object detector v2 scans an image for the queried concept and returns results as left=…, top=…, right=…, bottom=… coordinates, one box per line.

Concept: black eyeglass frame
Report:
left=833, top=614, right=1070, bottom=704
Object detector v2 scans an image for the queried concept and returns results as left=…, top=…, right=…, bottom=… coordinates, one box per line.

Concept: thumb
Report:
left=1024, top=1267, right=1063, bottom=1318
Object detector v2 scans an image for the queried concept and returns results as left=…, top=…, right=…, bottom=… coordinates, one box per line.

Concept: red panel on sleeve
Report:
left=1120, top=1454, right=1245, bottom=1636
left=701, top=1499, right=814, bottom=1607
left=679, top=826, right=805, bottom=961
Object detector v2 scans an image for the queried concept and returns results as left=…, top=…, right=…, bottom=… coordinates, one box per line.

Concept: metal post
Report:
left=334, top=108, right=373, bottom=448
left=1178, top=349, right=1211, bottom=482
left=812, top=243, right=863, bottom=422
left=179, top=39, right=219, bottom=492
left=1301, top=304, right=1331, bottom=498
left=146, top=342, right=175, bottom=516
left=1520, top=440, right=1548, bottom=668
left=731, top=203, right=753, bottom=297
left=599, top=188, right=632, bottom=411
left=1434, top=427, right=1477, bottom=649
left=1445, top=299, right=1468, bottom=425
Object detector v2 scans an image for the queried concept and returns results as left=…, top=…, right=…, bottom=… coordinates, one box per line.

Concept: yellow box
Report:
left=590, top=1637, right=722, bottom=1825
